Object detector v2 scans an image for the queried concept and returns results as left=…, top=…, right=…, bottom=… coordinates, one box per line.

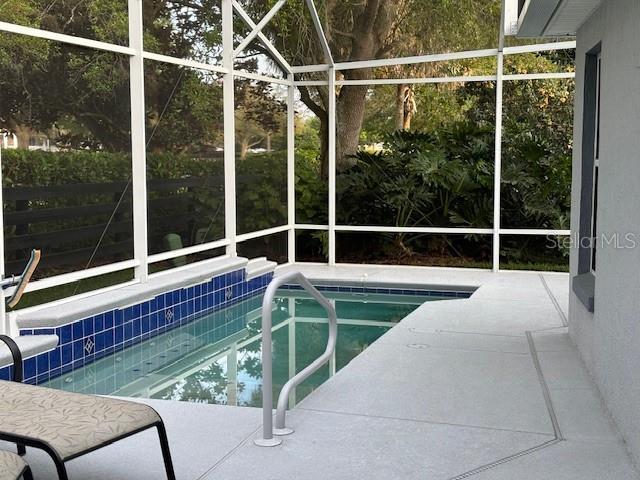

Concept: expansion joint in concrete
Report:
left=539, top=274, right=568, bottom=327
left=446, top=331, right=564, bottom=479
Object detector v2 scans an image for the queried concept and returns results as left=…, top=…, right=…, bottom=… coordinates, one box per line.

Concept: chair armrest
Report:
left=0, top=335, right=23, bottom=382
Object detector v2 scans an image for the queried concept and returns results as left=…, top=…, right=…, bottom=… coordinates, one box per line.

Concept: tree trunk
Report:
left=395, top=84, right=415, bottom=131
left=296, top=0, right=401, bottom=176
left=393, top=233, right=413, bottom=258
left=12, top=123, right=32, bottom=150
left=395, top=84, right=406, bottom=131
left=319, top=116, right=329, bottom=178
left=403, top=85, right=415, bottom=130
left=307, top=85, right=368, bottom=175
left=266, top=132, right=272, bottom=152
left=240, top=137, right=249, bottom=160
left=336, top=85, right=368, bottom=170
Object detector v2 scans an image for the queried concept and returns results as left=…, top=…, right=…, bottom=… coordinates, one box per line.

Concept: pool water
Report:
left=46, top=289, right=447, bottom=408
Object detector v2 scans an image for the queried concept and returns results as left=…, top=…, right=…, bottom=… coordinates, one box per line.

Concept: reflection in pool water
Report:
left=48, top=290, right=446, bottom=408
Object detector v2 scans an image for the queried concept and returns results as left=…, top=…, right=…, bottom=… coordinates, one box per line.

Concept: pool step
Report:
left=0, top=334, right=58, bottom=369
left=245, top=257, right=277, bottom=281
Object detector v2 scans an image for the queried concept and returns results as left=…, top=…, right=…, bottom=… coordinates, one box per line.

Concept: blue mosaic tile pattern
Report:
left=49, top=295, right=264, bottom=396
left=278, top=284, right=473, bottom=298
left=0, top=269, right=273, bottom=385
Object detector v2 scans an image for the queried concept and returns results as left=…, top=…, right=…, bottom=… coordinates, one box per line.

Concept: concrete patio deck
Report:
left=4, top=266, right=638, bottom=479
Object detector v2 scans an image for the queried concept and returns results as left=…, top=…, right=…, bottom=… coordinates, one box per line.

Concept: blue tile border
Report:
left=52, top=294, right=265, bottom=395
left=0, top=269, right=273, bottom=385
left=278, top=283, right=473, bottom=298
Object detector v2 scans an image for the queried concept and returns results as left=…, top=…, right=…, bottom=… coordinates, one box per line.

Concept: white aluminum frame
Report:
left=291, top=65, right=330, bottom=74
left=236, top=225, right=290, bottom=244
left=327, top=66, right=337, bottom=264
left=233, top=0, right=287, bottom=61
left=334, top=48, right=499, bottom=71
left=222, top=0, right=237, bottom=258
left=0, top=21, right=135, bottom=55
left=493, top=0, right=507, bottom=271
left=295, top=71, right=575, bottom=87
left=148, top=239, right=231, bottom=264
left=129, top=0, right=148, bottom=282
left=335, top=226, right=494, bottom=234
left=142, top=51, right=227, bottom=74
left=503, top=41, right=576, bottom=54
left=304, top=0, right=334, bottom=65
left=233, top=70, right=292, bottom=86
left=287, top=73, right=296, bottom=263
left=16, top=260, right=139, bottom=294
left=0, top=0, right=576, bottom=328
left=231, top=0, right=292, bottom=73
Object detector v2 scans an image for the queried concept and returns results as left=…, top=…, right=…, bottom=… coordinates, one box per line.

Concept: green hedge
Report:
left=0, top=132, right=570, bottom=272
left=1, top=149, right=303, bottom=266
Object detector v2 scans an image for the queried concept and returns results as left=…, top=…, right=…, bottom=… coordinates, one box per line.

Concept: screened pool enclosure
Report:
left=0, top=0, right=575, bottom=318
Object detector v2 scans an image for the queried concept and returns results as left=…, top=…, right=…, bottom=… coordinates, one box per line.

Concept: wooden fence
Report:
left=2, top=175, right=246, bottom=275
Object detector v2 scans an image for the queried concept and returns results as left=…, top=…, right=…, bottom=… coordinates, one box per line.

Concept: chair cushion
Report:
left=0, top=381, right=161, bottom=460
left=0, top=450, right=28, bottom=479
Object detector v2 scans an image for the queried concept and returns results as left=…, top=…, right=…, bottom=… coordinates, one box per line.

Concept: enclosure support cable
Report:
left=71, top=68, right=187, bottom=295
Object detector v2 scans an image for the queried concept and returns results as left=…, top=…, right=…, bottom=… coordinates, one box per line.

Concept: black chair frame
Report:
left=0, top=335, right=176, bottom=480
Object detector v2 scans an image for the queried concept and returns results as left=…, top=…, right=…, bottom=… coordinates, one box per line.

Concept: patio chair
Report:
left=0, top=335, right=176, bottom=480
left=0, top=450, right=33, bottom=480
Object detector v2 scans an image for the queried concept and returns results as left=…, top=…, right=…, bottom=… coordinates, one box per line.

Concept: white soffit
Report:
left=545, top=0, right=602, bottom=35
left=518, top=0, right=602, bottom=37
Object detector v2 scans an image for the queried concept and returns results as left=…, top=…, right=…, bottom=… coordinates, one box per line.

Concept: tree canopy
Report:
left=0, top=0, right=575, bottom=272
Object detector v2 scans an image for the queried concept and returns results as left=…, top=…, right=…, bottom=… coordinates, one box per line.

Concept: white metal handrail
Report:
left=254, top=271, right=337, bottom=447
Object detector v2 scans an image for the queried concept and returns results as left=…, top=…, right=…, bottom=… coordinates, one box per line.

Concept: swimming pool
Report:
left=45, top=288, right=460, bottom=407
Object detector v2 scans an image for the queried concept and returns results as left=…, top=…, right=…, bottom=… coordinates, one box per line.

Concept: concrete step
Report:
left=245, top=257, right=277, bottom=281
left=0, top=334, right=59, bottom=368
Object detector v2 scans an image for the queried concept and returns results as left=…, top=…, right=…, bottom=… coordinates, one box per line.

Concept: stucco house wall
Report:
left=569, top=0, right=640, bottom=464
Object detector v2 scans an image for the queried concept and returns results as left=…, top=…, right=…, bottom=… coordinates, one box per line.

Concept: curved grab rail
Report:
left=1, top=249, right=41, bottom=309
left=254, top=271, right=337, bottom=447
